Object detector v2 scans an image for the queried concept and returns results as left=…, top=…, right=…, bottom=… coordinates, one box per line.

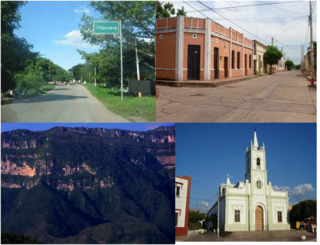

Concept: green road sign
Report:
left=93, top=22, right=120, bottom=35
left=93, top=20, right=124, bottom=101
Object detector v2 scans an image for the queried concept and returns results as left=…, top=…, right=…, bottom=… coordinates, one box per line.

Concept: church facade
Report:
left=208, top=131, right=290, bottom=232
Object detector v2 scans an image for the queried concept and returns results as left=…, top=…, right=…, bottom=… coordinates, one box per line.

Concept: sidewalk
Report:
left=156, top=75, right=259, bottom=88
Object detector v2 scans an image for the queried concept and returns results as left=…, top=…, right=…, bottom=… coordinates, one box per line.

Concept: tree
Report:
left=189, top=211, right=205, bottom=230
left=263, top=46, right=283, bottom=74
left=78, top=1, right=155, bottom=88
left=156, top=2, right=187, bottom=19
left=79, top=1, right=155, bottom=47
left=289, top=200, right=316, bottom=223
left=295, top=64, right=301, bottom=70
left=285, top=60, right=294, bottom=71
left=1, top=1, right=39, bottom=92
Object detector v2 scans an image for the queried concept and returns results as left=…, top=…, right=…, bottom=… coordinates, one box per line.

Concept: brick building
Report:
left=156, top=16, right=254, bottom=81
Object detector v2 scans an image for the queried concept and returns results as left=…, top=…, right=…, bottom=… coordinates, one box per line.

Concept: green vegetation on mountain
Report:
left=1, top=232, right=41, bottom=244
left=1, top=127, right=175, bottom=244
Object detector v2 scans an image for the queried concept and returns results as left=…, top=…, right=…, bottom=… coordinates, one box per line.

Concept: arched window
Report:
left=257, top=158, right=260, bottom=169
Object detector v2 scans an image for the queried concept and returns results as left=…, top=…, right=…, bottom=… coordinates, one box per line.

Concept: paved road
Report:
left=2, top=84, right=129, bottom=122
left=156, top=71, right=317, bottom=122
left=183, top=233, right=317, bottom=242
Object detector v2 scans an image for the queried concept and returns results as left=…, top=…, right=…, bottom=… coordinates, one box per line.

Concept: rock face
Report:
left=1, top=126, right=175, bottom=189
left=1, top=126, right=175, bottom=244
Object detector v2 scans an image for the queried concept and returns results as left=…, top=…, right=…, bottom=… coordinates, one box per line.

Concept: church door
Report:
left=255, top=206, right=263, bottom=231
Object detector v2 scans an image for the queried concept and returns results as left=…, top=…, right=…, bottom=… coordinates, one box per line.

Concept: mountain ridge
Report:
left=1, top=126, right=175, bottom=244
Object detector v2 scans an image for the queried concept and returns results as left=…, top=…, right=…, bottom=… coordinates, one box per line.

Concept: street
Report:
left=181, top=230, right=317, bottom=242
left=1, top=84, right=129, bottom=122
left=156, top=71, right=316, bottom=122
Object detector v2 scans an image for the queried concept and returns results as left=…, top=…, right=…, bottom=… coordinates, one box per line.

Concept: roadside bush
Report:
left=40, top=85, right=55, bottom=92
left=15, top=70, right=44, bottom=95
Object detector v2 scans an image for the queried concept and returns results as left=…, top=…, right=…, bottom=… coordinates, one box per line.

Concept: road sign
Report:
left=93, top=22, right=120, bottom=35
left=93, top=21, right=123, bottom=101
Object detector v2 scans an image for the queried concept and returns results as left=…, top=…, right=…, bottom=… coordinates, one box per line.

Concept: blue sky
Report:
left=15, top=1, right=101, bottom=70
left=175, top=123, right=316, bottom=210
left=1, top=123, right=175, bottom=133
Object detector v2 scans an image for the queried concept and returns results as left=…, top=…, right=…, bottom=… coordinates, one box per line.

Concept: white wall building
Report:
left=208, top=131, right=290, bottom=232
left=175, top=175, right=192, bottom=236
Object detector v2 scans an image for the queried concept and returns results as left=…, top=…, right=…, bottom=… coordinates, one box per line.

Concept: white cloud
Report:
left=202, top=201, right=209, bottom=207
left=53, top=30, right=99, bottom=49
left=74, top=5, right=91, bottom=15
left=273, top=183, right=315, bottom=198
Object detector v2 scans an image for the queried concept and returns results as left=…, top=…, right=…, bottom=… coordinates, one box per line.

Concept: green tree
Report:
left=1, top=1, right=39, bottom=92
left=289, top=200, right=316, bottom=223
left=285, top=60, right=294, bottom=71
left=156, top=2, right=186, bottom=19
left=263, top=46, right=283, bottom=74
left=69, top=64, right=84, bottom=81
left=295, top=64, right=301, bottom=70
left=80, top=1, right=155, bottom=46
left=78, top=1, right=155, bottom=88
left=189, top=211, right=206, bottom=230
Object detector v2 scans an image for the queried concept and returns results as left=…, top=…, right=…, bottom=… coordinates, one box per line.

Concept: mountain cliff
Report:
left=1, top=126, right=175, bottom=244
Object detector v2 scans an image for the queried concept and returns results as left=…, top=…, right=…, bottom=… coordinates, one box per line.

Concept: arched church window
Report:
left=257, top=158, right=260, bottom=169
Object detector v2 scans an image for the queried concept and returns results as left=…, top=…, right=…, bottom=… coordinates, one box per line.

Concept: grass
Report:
left=83, top=84, right=156, bottom=122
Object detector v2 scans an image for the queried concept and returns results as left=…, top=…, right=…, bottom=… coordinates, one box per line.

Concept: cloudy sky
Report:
left=14, top=1, right=101, bottom=70
left=175, top=123, right=316, bottom=211
left=170, top=0, right=317, bottom=65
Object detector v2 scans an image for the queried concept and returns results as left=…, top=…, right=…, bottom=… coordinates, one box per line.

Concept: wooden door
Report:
left=224, top=57, right=228, bottom=78
left=255, top=206, right=263, bottom=231
left=214, top=48, right=219, bottom=79
left=245, top=54, right=248, bottom=76
left=188, top=45, right=200, bottom=80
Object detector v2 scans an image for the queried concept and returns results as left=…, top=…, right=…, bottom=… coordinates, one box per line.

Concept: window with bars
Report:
left=232, top=51, right=235, bottom=69
left=235, top=210, right=240, bottom=222
left=278, top=212, right=282, bottom=222
left=237, top=52, right=240, bottom=69
left=176, top=186, right=180, bottom=198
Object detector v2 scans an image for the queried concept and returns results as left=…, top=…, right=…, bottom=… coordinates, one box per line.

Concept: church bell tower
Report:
left=245, top=131, right=267, bottom=193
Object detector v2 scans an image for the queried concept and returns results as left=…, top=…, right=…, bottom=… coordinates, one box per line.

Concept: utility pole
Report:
left=135, top=38, right=140, bottom=81
left=271, top=37, right=273, bottom=46
left=309, top=0, right=314, bottom=86
left=94, top=66, right=97, bottom=87
left=217, top=189, right=220, bottom=236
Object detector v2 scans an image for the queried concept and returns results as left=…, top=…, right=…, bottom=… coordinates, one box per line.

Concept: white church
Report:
left=208, top=131, right=290, bottom=232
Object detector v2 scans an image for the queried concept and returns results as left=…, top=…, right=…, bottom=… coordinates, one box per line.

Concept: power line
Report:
left=215, top=2, right=268, bottom=41
left=273, top=18, right=307, bottom=38
left=195, top=1, right=270, bottom=45
left=186, top=1, right=304, bottom=13
left=257, top=0, right=308, bottom=16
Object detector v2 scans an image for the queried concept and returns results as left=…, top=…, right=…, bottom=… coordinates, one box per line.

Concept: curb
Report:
left=156, top=76, right=260, bottom=88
